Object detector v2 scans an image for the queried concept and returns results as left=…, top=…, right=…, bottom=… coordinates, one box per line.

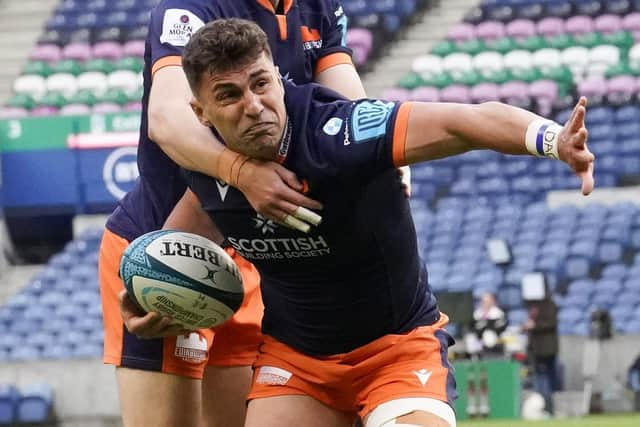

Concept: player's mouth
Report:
left=244, top=122, right=276, bottom=136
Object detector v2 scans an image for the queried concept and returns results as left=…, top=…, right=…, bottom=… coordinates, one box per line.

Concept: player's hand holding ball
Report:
left=119, top=230, right=245, bottom=338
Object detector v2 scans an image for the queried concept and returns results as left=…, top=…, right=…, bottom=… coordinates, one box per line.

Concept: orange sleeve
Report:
left=392, top=102, right=414, bottom=167
left=314, top=52, right=354, bottom=76
left=151, top=55, right=182, bottom=78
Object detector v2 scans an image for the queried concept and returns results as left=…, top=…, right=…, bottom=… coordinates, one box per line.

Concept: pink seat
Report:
left=92, top=41, right=124, bottom=60
left=410, top=86, right=440, bottom=102
left=92, top=102, right=122, bottom=113
left=0, top=107, right=29, bottom=118
left=447, top=23, right=476, bottom=42
left=122, top=40, right=146, bottom=57
left=594, top=14, right=623, bottom=35
left=565, top=16, right=594, bottom=35
left=62, top=43, right=92, bottom=61
left=622, top=13, right=640, bottom=32
left=506, top=19, right=536, bottom=40
left=475, top=21, right=505, bottom=41
left=381, top=87, right=411, bottom=102
left=30, top=106, right=59, bottom=116
left=440, top=85, right=471, bottom=103
left=30, top=44, right=62, bottom=62
left=470, top=83, right=499, bottom=103
left=536, top=17, right=566, bottom=37
left=123, top=101, right=143, bottom=112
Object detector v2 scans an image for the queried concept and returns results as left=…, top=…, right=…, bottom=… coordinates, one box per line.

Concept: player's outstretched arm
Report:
left=148, top=66, right=322, bottom=229
left=400, top=97, right=594, bottom=195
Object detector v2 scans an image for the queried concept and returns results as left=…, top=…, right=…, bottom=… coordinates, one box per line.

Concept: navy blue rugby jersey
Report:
left=184, top=81, right=440, bottom=356
left=106, top=0, right=353, bottom=242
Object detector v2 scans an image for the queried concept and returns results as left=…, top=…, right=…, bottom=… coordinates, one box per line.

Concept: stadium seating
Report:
left=0, top=0, right=435, bottom=117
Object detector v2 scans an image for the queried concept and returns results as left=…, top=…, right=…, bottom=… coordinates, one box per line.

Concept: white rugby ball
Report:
left=120, top=230, right=244, bottom=330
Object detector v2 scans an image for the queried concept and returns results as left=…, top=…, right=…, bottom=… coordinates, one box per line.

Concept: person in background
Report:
left=472, top=292, right=507, bottom=356
left=523, top=294, right=560, bottom=415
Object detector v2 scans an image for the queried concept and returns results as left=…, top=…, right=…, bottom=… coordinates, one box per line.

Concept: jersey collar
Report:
left=276, top=115, right=292, bottom=164
left=255, top=0, right=293, bottom=14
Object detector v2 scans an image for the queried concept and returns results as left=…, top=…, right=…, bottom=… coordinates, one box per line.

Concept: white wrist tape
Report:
left=525, top=119, right=562, bottom=159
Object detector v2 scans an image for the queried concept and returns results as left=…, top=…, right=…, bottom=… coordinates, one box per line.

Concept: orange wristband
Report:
left=217, top=148, right=248, bottom=184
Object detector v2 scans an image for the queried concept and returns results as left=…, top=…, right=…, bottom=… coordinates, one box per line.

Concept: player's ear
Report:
left=190, top=99, right=210, bottom=127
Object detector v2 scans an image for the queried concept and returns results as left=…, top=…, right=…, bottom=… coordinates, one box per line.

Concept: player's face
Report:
left=192, top=52, right=286, bottom=161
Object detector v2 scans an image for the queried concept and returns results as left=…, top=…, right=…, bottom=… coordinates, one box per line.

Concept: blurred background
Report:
left=0, top=0, right=640, bottom=425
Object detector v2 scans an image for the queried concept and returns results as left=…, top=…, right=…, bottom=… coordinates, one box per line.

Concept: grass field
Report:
left=459, top=414, right=640, bottom=427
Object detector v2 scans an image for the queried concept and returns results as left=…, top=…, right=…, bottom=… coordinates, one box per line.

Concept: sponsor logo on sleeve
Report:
left=256, top=366, right=293, bottom=385
left=160, top=9, right=205, bottom=47
left=322, top=117, right=343, bottom=135
left=350, top=100, right=395, bottom=144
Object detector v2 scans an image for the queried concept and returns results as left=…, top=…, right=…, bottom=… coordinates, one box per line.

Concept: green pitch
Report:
left=459, top=414, right=640, bottom=427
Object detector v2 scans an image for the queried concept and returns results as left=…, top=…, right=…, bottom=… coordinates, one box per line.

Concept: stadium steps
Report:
left=362, top=0, right=479, bottom=98
left=0, top=0, right=58, bottom=103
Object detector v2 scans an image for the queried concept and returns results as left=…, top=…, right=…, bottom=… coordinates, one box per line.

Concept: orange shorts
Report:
left=248, top=314, right=456, bottom=419
left=100, top=228, right=264, bottom=379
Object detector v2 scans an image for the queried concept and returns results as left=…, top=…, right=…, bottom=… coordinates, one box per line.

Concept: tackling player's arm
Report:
left=394, top=97, right=594, bottom=195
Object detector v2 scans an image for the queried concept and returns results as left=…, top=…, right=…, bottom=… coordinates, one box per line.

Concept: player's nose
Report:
left=244, top=91, right=264, bottom=116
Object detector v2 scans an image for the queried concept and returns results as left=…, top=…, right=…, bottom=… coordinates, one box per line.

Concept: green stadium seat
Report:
left=6, top=93, right=35, bottom=110
left=602, top=31, right=634, bottom=51
left=421, top=72, right=454, bottom=89
left=83, top=59, right=114, bottom=74
left=539, top=65, right=574, bottom=87
left=430, top=40, right=457, bottom=57
left=38, top=92, right=68, bottom=108
left=99, top=88, right=129, bottom=105
left=114, top=57, right=144, bottom=73
left=546, top=34, right=575, bottom=50
left=69, top=90, right=98, bottom=106
left=22, top=61, right=52, bottom=78
left=485, top=36, right=517, bottom=54
left=455, top=39, right=485, bottom=56
left=451, top=69, right=482, bottom=86
left=127, top=87, right=144, bottom=103
left=397, top=72, right=425, bottom=90
left=482, top=68, right=513, bottom=85
left=510, top=67, right=542, bottom=83
left=516, top=35, right=547, bottom=52
left=573, top=32, right=604, bottom=49
left=605, top=61, right=633, bottom=78
left=50, top=60, right=83, bottom=76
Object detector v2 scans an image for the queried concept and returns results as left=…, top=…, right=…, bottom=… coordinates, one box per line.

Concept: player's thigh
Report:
left=245, top=395, right=353, bottom=427
left=116, top=367, right=202, bottom=427
left=201, top=365, right=253, bottom=427
left=364, top=398, right=456, bottom=427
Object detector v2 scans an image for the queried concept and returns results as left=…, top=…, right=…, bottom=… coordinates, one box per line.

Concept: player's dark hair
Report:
left=182, top=18, right=273, bottom=96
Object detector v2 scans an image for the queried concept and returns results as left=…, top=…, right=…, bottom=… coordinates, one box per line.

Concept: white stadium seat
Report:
left=412, top=54, right=443, bottom=78
left=45, top=73, right=77, bottom=97
left=472, top=51, right=505, bottom=74
left=532, top=48, right=562, bottom=71
left=503, top=50, right=533, bottom=71
left=76, top=72, right=108, bottom=95
left=13, top=75, right=47, bottom=99
left=106, top=70, right=140, bottom=93
left=588, top=45, right=620, bottom=77
left=442, top=52, right=473, bottom=75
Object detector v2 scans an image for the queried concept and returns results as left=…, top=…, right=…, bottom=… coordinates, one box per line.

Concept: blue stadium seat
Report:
left=0, top=385, right=18, bottom=425
left=601, top=263, right=628, bottom=280
left=597, top=242, right=624, bottom=264
left=73, top=343, right=103, bottom=358
left=9, top=346, right=41, bottom=362
left=25, top=332, right=55, bottom=350
left=507, top=308, right=528, bottom=326
left=558, top=307, right=586, bottom=325
left=41, top=343, right=73, bottom=360
left=563, top=257, right=591, bottom=280
left=16, top=383, right=53, bottom=424
left=59, top=330, right=89, bottom=348
left=497, top=284, right=522, bottom=310
left=41, top=318, right=72, bottom=335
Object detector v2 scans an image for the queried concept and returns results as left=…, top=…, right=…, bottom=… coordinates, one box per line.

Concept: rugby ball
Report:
left=119, top=230, right=244, bottom=330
